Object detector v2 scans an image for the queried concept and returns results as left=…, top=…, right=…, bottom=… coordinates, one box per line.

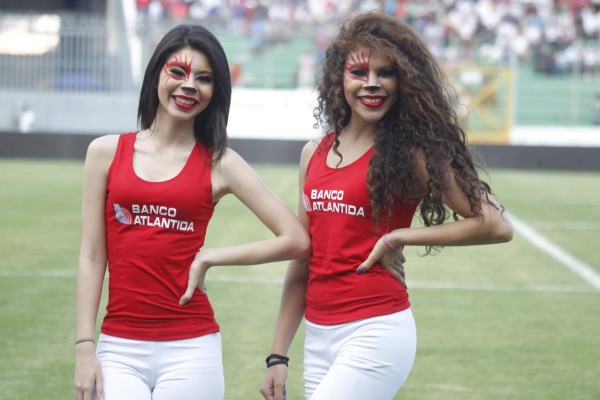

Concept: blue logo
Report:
left=113, top=204, right=132, bottom=224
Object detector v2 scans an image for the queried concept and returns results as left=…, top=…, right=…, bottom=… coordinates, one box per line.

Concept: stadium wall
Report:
left=2, top=89, right=600, bottom=170
left=2, top=131, right=600, bottom=171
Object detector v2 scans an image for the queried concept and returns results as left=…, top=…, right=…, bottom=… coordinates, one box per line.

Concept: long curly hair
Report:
left=315, top=12, right=492, bottom=252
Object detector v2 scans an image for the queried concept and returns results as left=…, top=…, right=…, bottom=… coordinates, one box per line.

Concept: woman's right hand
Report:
left=74, top=344, right=104, bottom=400
left=179, top=249, right=212, bottom=305
left=357, top=235, right=408, bottom=287
left=260, top=364, right=288, bottom=400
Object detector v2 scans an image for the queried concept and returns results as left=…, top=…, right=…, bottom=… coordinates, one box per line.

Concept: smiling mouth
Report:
left=359, top=96, right=385, bottom=108
left=172, top=95, right=199, bottom=110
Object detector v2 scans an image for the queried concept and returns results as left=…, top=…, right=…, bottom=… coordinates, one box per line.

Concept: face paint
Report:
left=156, top=48, right=214, bottom=121
left=344, top=49, right=372, bottom=84
left=343, top=48, right=399, bottom=126
left=163, top=54, right=194, bottom=83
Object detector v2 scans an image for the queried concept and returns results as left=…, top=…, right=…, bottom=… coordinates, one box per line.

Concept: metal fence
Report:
left=0, top=13, right=136, bottom=92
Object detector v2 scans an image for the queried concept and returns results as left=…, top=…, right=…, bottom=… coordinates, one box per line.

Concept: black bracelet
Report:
left=265, top=353, right=289, bottom=368
left=75, top=338, right=96, bottom=346
left=267, top=359, right=289, bottom=368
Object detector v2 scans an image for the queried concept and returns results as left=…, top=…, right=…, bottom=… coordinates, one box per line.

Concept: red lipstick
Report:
left=172, top=95, right=198, bottom=110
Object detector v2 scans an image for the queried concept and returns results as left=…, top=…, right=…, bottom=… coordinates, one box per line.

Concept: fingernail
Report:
left=356, top=269, right=363, bottom=274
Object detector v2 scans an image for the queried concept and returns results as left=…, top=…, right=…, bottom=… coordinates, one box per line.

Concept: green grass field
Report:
left=0, top=159, right=599, bottom=399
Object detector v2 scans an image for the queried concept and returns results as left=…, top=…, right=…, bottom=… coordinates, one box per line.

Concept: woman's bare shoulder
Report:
left=300, top=136, right=325, bottom=162
left=85, top=134, right=122, bottom=168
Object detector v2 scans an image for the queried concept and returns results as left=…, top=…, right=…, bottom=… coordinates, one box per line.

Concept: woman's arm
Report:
left=386, top=152, right=513, bottom=248
left=259, top=258, right=309, bottom=400
left=179, top=147, right=311, bottom=304
left=74, top=135, right=117, bottom=400
left=260, top=140, right=317, bottom=400
left=358, top=152, right=512, bottom=273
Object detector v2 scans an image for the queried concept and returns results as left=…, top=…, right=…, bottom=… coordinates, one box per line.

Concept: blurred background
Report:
left=0, top=0, right=599, bottom=163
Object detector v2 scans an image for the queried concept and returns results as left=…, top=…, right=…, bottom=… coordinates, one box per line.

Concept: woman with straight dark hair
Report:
left=260, top=12, right=513, bottom=400
left=74, top=24, right=310, bottom=400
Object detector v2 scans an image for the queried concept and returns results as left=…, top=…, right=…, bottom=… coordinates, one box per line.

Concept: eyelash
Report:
left=349, top=69, right=395, bottom=77
left=169, top=69, right=213, bottom=84
left=197, top=76, right=213, bottom=84
left=350, top=69, right=367, bottom=77
left=169, top=69, right=185, bottom=77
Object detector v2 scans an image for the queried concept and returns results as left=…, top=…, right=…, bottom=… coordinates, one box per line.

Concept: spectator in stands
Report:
left=295, top=50, right=317, bottom=88
left=133, top=0, right=600, bottom=77
left=260, top=11, right=512, bottom=400
left=74, top=24, right=309, bottom=400
left=17, top=104, right=35, bottom=134
left=592, top=93, right=600, bottom=125
left=136, top=0, right=151, bottom=19
left=248, top=1, right=270, bottom=55
left=445, top=1, right=478, bottom=61
left=522, top=2, right=544, bottom=47
left=230, top=60, right=244, bottom=86
left=476, top=0, right=507, bottom=42
left=148, top=0, right=164, bottom=21
left=580, top=3, right=600, bottom=40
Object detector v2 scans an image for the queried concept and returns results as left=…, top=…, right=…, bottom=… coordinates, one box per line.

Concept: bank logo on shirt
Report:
left=303, top=193, right=312, bottom=212
left=305, top=189, right=365, bottom=217
left=113, top=204, right=132, bottom=224
left=112, top=203, right=194, bottom=232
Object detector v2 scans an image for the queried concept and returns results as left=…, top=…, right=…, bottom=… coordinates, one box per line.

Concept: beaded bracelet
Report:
left=382, top=234, right=398, bottom=251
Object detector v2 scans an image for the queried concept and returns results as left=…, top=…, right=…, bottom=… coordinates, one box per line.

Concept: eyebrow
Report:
left=164, top=57, right=213, bottom=77
left=346, top=49, right=372, bottom=67
left=165, top=60, right=191, bottom=70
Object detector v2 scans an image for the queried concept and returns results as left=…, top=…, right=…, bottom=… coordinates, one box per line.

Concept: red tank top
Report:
left=303, top=133, right=421, bottom=325
left=101, top=132, right=219, bottom=340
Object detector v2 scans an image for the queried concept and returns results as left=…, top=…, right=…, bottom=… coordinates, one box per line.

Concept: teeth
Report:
left=175, top=97, right=195, bottom=105
left=361, top=97, right=383, bottom=104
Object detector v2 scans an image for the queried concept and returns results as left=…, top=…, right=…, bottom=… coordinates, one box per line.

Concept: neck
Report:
left=148, top=111, right=196, bottom=146
left=341, top=119, right=376, bottom=144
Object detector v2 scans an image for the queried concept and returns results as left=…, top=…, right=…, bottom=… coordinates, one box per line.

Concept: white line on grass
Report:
left=509, top=212, right=600, bottom=290
left=408, top=281, right=595, bottom=292
left=0, top=269, right=76, bottom=277
left=530, top=221, right=600, bottom=230
left=0, top=270, right=597, bottom=293
left=207, top=274, right=597, bottom=292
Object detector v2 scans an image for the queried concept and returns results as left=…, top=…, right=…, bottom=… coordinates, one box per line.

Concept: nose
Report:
left=182, top=85, right=197, bottom=95
left=364, top=71, right=380, bottom=91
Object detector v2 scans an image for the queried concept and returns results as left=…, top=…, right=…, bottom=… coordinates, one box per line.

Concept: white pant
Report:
left=95, top=333, right=224, bottom=400
left=304, top=309, right=417, bottom=400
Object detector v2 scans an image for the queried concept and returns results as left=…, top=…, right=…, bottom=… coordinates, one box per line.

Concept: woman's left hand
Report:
left=179, top=250, right=211, bottom=305
left=356, top=236, right=407, bottom=287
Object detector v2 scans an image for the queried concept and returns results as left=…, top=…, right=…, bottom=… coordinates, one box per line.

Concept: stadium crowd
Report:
left=135, top=0, right=600, bottom=76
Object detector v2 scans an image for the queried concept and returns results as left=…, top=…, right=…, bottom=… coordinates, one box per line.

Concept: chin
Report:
left=360, top=114, right=386, bottom=124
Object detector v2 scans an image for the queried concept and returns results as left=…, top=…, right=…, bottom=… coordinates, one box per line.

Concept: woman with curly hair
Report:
left=260, top=12, right=513, bottom=400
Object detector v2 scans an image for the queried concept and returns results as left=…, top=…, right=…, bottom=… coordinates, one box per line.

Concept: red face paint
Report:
left=344, top=49, right=372, bottom=84
left=162, top=54, right=194, bottom=82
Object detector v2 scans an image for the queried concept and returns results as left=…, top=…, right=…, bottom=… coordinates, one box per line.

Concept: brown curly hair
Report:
left=314, top=12, right=492, bottom=253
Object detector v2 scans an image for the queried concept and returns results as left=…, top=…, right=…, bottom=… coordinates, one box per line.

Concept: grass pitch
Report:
left=0, top=159, right=598, bottom=399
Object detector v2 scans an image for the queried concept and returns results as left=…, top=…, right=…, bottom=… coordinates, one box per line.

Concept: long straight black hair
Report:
left=137, top=24, right=231, bottom=162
